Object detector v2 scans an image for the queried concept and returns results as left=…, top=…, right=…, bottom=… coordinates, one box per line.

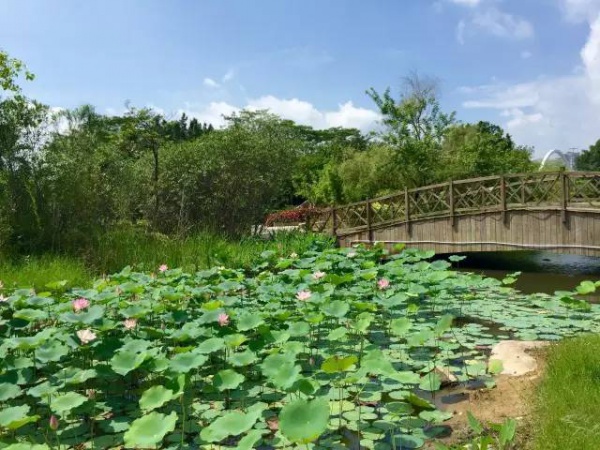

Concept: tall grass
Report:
left=88, top=229, right=331, bottom=274
left=0, top=255, right=92, bottom=291
left=0, top=229, right=333, bottom=289
left=532, top=334, right=600, bottom=449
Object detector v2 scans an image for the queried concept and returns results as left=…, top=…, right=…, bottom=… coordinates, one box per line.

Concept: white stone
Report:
left=490, top=340, right=548, bottom=376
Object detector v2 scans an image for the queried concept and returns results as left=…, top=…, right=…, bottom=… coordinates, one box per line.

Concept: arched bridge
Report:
left=311, top=171, right=600, bottom=257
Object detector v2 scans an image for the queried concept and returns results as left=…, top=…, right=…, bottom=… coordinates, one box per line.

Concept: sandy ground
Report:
left=426, top=341, right=548, bottom=448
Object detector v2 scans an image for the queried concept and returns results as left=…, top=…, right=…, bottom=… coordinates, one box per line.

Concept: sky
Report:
left=1, top=0, right=600, bottom=157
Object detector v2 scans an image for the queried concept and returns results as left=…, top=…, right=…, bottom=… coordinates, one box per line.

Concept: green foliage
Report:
left=334, top=145, right=402, bottom=202
left=435, top=414, right=517, bottom=449
left=439, top=121, right=535, bottom=179
left=0, top=255, right=91, bottom=291
left=0, top=245, right=597, bottom=448
left=367, top=75, right=457, bottom=188
left=279, top=398, right=330, bottom=443
left=0, top=49, right=34, bottom=93
left=575, top=138, right=600, bottom=171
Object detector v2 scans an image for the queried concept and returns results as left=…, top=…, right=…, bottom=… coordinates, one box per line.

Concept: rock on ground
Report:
left=490, top=340, right=549, bottom=376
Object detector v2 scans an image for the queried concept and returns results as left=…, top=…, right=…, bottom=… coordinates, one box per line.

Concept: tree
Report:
left=0, top=49, right=34, bottom=93
left=575, top=139, right=600, bottom=171
left=366, top=74, right=456, bottom=187
left=439, top=121, right=534, bottom=179
left=156, top=110, right=300, bottom=235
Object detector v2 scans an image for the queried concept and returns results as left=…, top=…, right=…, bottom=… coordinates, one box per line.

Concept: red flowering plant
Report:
left=264, top=205, right=324, bottom=227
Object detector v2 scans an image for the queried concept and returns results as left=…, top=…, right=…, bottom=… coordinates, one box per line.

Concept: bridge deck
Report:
left=310, top=171, right=600, bottom=256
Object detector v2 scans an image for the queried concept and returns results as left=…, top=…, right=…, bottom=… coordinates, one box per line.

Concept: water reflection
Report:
left=442, top=251, right=600, bottom=296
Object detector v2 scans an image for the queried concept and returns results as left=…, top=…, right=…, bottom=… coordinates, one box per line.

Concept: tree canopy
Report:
left=0, top=49, right=539, bottom=254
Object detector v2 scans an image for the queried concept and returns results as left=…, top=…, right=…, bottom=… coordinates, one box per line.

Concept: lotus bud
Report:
left=49, top=415, right=59, bottom=430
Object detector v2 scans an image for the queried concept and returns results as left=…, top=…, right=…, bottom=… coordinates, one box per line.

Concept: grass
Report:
left=0, top=254, right=92, bottom=291
left=88, top=228, right=331, bottom=274
left=0, top=229, right=332, bottom=290
left=532, top=334, right=600, bottom=449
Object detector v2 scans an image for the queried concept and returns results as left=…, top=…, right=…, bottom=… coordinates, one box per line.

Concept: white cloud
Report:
left=450, top=1, right=534, bottom=43
left=222, top=69, right=235, bottom=83
left=448, top=0, right=481, bottom=6
left=471, top=8, right=534, bottom=40
left=460, top=9, right=600, bottom=156
left=176, top=101, right=240, bottom=127
left=325, top=102, right=382, bottom=129
left=560, top=0, right=600, bottom=22
left=247, top=96, right=324, bottom=126
left=581, top=13, right=600, bottom=100
left=173, top=96, right=380, bottom=132
left=203, top=78, right=220, bottom=89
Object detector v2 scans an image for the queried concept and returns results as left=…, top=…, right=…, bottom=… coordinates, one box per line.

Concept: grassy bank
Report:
left=0, top=230, right=332, bottom=290
left=0, top=255, right=92, bottom=292
left=532, top=334, right=600, bottom=449
left=88, top=229, right=330, bottom=273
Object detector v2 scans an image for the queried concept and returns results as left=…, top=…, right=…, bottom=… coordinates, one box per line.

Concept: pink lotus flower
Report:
left=296, top=290, right=312, bottom=301
left=377, top=278, right=390, bottom=290
left=312, top=271, right=326, bottom=280
left=124, top=318, right=137, bottom=330
left=158, top=264, right=168, bottom=273
left=49, top=415, right=59, bottom=431
left=77, top=329, right=97, bottom=345
left=217, top=313, right=229, bottom=326
left=72, top=297, right=90, bottom=312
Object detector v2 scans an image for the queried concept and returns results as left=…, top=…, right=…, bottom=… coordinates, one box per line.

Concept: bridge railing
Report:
left=310, top=171, right=600, bottom=237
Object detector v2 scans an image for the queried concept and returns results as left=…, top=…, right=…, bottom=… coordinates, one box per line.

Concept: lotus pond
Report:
left=1, top=245, right=599, bottom=449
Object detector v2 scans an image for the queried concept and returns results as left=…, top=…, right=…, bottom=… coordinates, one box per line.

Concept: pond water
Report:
left=445, top=251, right=600, bottom=297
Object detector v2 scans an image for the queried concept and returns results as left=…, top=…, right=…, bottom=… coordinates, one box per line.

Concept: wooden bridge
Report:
left=311, top=171, right=600, bottom=257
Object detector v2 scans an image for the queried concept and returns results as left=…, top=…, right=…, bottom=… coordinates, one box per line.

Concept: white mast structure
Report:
left=539, top=149, right=579, bottom=170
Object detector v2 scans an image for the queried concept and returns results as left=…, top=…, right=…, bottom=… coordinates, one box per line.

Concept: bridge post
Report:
left=448, top=180, right=456, bottom=228
left=404, top=188, right=411, bottom=236
left=500, top=175, right=508, bottom=225
left=366, top=199, right=374, bottom=243
left=561, top=171, right=569, bottom=224
left=331, top=206, right=338, bottom=237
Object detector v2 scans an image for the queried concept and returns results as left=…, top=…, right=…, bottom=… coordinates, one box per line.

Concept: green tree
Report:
left=575, top=139, right=600, bottom=171
left=0, top=49, right=34, bottom=93
left=156, top=110, right=300, bottom=235
left=440, top=121, right=534, bottom=179
left=0, top=50, right=48, bottom=251
left=367, top=74, right=456, bottom=187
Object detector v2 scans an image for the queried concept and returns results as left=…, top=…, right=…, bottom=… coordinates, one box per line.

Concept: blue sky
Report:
left=2, top=0, right=600, bottom=156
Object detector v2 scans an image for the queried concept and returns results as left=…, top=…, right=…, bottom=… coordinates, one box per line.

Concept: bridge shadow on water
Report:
left=437, top=250, right=600, bottom=298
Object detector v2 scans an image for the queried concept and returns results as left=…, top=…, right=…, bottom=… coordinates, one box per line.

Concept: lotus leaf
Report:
left=168, top=351, right=207, bottom=373
left=0, top=382, right=22, bottom=401
left=51, top=392, right=88, bottom=414
left=111, top=351, right=147, bottom=375
left=123, top=411, right=178, bottom=448
left=280, top=398, right=330, bottom=443
left=214, top=369, right=245, bottom=391
left=139, top=385, right=175, bottom=411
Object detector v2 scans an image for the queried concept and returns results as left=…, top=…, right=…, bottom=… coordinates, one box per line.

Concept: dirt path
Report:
left=428, top=342, right=548, bottom=448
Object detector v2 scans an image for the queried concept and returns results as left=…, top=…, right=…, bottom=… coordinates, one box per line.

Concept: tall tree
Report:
left=575, top=139, right=600, bottom=171
left=366, top=74, right=456, bottom=187
left=440, top=121, right=534, bottom=179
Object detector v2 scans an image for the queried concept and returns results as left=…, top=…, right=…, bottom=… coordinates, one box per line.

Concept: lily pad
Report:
left=279, top=397, right=330, bottom=443
left=123, top=411, right=178, bottom=448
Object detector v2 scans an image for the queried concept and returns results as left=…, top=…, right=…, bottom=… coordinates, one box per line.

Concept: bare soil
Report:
left=426, top=344, right=548, bottom=448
